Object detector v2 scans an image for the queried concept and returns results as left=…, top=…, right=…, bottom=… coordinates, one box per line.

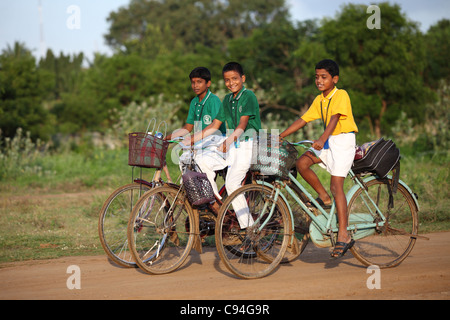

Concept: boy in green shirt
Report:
left=166, top=67, right=226, bottom=175
left=166, top=67, right=225, bottom=140
left=186, top=62, right=261, bottom=229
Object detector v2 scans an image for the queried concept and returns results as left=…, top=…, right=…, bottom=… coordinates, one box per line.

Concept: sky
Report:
left=0, top=0, right=449, bottom=63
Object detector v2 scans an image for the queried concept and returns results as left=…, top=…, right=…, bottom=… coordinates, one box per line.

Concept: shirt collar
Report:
left=229, top=86, right=246, bottom=102
left=195, top=89, right=211, bottom=106
left=322, top=87, right=338, bottom=100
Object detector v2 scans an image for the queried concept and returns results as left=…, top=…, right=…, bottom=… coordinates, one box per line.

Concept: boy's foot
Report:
left=330, top=239, right=355, bottom=258
left=306, top=197, right=332, bottom=209
left=208, top=201, right=220, bottom=216
left=222, top=228, right=247, bottom=246
left=222, top=234, right=242, bottom=246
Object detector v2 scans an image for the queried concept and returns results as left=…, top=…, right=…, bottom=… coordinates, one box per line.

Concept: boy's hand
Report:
left=182, top=136, right=193, bottom=147
left=218, top=139, right=230, bottom=153
left=312, top=139, right=325, bottom=151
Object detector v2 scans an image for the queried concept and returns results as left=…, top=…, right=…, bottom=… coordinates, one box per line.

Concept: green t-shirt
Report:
left=217, top=87, right=261, bottom=139
left=186, top=90, right=226, bottom=134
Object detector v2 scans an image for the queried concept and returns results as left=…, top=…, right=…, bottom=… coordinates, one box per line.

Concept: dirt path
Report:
left=1, top=232, right=449, bottom=301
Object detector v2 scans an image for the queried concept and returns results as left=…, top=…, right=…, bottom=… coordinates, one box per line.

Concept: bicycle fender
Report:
left=346, top=175, right=420, bottom=211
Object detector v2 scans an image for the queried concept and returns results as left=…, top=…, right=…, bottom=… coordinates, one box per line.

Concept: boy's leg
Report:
left=195, top=151, right=227, bottom=199
left=195, top=146, right=227, bottom=216
left=330, top=176, right=351, bottom=244
left=296, top=151, right=332, bottom=205
left=225, top=140, right=254, bottom=229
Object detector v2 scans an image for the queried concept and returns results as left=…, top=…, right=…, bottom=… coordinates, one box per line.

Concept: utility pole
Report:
left=38, top=0, right=46, bottom=59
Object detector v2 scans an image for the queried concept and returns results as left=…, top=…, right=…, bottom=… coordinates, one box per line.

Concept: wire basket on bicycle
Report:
left=128, top=132, right=169, bottom=169
left=250, top=135, right=298, bottom=179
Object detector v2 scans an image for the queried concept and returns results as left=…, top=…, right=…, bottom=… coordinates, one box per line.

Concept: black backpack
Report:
left=352, top=138, right=401, bottom=209
left=352, top=138, right=400, bottom=179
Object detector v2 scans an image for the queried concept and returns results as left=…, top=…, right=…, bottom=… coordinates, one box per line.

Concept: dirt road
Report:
left=1, top=232, right=449, bottom=301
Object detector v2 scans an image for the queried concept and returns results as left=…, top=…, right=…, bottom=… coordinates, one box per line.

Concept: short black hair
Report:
left=189, top=67, right=211, bottom=82
left=222, top=62, right=244, bottom=76
left=315, top=59, right=339, bottom=77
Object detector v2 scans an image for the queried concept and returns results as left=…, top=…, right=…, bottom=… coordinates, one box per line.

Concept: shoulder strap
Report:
left=391, top=158, right=400, bottom=194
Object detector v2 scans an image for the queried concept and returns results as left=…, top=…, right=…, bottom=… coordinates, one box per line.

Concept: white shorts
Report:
left=310, top=133, right=356, bottom=177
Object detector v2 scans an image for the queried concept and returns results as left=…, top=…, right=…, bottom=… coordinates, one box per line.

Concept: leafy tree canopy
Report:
left=320, top=2, right=433, bottom=136
left=105, top=0, right=290, bottom=56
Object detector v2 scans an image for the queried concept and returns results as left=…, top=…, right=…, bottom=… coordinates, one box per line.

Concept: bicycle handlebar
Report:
left=167, top=138, right=223, bottom=151
left=292, top=140, right=314, bottom=145
left=169, top=137, right=315, bottom=149
left=288, top=140, right=314, bottom=149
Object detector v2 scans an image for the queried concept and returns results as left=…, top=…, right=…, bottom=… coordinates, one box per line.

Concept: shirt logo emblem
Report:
left=203, top=115, right=212, bottom=124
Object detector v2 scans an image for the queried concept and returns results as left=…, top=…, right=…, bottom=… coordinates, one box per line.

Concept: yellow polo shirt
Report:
left=301, top=87, right=358, bottom=135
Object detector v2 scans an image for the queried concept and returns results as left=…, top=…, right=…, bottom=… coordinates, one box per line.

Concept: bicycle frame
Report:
left=256, top=169, right=400, bottom=248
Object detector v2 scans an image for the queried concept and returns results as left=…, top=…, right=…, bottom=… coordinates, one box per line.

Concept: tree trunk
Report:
left=375, top=99, right=388, bottom=138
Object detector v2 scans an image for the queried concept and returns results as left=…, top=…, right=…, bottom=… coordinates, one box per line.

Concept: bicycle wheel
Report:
left=347, top=178, right=419, bottom=268
left=98, top=183, right=152, bottom=268
left=215, top=184, right=290, bottom=279
left=127, top=185, right=195, bottom=274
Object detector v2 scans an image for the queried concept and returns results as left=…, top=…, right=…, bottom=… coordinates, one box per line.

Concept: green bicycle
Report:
left=215, top=140, right=422, bottom=279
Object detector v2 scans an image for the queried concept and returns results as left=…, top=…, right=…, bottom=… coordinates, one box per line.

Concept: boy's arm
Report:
left=279, top=117, right=307, bottom=139
left=165, top=123, right=194, bottom=140
left=182, top=119, right=223, bottom=145
left=218, top=116, right=249, bottom=153
left=312, top=114, right=340, bottom=150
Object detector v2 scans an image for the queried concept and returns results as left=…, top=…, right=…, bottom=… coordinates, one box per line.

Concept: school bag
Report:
left=352, top=138, right=400, bottom=179
left=352, top=138, right=402, bottom=209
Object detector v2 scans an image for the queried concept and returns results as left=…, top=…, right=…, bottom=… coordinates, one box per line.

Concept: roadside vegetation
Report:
left=1, top=1, right=448, bottom=263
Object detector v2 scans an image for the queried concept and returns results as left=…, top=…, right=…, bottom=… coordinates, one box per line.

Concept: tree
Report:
left=105, top=0, right=290, bottom=56
left=38, top=49, right=85, bottom=100
left=320, top=2, right=433, bottom=137
left=423, top=19, right=450, bottom=88
left=0, top=42, right=54, bottom=140
left=227, top=20, right=327, bottom=117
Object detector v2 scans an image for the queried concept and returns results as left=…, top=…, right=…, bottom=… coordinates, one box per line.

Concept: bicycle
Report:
left=126, top=140, right=244, bottom=275
left=215, top=140, right=422, bottom=279
left=98, top=120, right=171, bottom=268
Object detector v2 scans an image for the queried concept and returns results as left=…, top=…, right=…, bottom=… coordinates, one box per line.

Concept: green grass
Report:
left=0, top=145, right=183, bottom=264
left=0, top=145, right=448, bottom=264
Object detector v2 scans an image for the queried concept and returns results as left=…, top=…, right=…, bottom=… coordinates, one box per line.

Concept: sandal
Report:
left=306, top=197, right=332, bottom=209
left=330, top=239, right=355, bottom=258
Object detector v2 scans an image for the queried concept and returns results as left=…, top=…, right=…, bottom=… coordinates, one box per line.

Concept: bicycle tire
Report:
left=347, top=178, right=419, bottom=268
left=215, top=184, right=290, bottom=279
left=98, top=183, right=152, bottom=268
left=127, top=185, right=195, bottom=274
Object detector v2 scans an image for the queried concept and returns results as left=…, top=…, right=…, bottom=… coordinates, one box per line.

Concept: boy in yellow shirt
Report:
left=280, top=59, right=358, bottom=258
